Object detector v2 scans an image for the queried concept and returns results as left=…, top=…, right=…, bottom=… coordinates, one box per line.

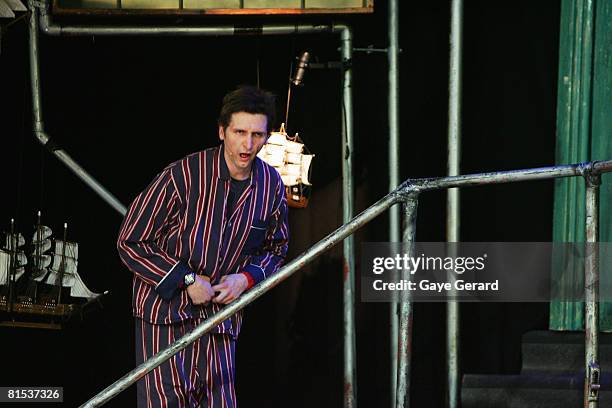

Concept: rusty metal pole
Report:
left=396, top=194, right=418, bottom=408
left=340, top=26, right=357, bottom=408
left=584, top=170, right=601, bottom=408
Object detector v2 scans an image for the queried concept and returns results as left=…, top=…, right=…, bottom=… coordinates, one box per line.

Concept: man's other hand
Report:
left=212, top=274, right=248, bottom=305
left=186, top=275, right=215, bottom=305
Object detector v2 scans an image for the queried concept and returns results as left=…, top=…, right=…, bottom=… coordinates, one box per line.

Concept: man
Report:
left=117, top=86, right=289, bottom=407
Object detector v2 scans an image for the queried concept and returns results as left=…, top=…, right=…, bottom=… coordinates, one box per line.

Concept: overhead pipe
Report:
left=387, top=0, right=400, bottom=405
left=446, top=0, right=463, bottom=406
left=36, top=1, right=346, bottom=37
left=28, top=1, right=128, bottom=215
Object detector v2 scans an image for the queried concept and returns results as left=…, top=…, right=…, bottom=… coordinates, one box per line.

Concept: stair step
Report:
left=462, top=331, right=612, bottom=407
left=522, top=330, right=612, bottom=372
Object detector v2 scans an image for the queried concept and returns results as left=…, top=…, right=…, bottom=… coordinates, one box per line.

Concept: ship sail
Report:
left=0, top=250, right=26, bottom=283
left=301, top=155, right=314, bottom=186
left=33, top=225, right=52, bottom=241
left=5, top=233, right=25, bottom=249
left=45, top=240, right=99, bottom=299
left=68, top=273, right=100, bottom=299
left=0, top=232, right=28, bottom=284
left=31, top=225, right=53, bottom=281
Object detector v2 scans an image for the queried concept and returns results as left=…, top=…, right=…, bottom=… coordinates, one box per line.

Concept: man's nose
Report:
left=244, top=135, right=254, bottom=150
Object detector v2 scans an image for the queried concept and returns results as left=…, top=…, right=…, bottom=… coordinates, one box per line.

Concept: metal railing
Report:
left=79, top=159, right=611, bottom=407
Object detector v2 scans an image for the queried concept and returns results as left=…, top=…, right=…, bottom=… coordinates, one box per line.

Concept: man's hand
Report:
left=186, top=275, right=215, bottom=305
left=212, top=274, right=248, bottom=305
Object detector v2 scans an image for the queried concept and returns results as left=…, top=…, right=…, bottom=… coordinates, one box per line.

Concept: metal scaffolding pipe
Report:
left=576, top=1, right=597, bottom=405
left=446, top=0, right=463, bottom=406
left=340, top=25, right=357, bottom=408
left=399, top=161, right=612, bottom=193
left=28, top=2, right=128, bottom=215
left=81, top=192, right=399, bottom=407
left=584, top=171, right=600, bottom=408
left=28, top=0, right=43, bottom=134
left=396, top=194, right=418, bottom=408
left=38, top=132, right=128, bottom=215
left=36, top=1, right=345, bottom=37
left=388, top=0, right=400, bottom=404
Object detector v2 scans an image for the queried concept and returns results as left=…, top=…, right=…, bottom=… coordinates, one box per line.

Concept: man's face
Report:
left=219, top=111, right=268, bottom=180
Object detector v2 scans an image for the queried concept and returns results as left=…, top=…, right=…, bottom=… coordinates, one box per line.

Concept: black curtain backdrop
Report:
left=0, top=0, right=559, bottom=406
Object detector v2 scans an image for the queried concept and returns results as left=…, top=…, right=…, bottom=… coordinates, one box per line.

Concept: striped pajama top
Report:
left=117, top=144, right=289, bottom=337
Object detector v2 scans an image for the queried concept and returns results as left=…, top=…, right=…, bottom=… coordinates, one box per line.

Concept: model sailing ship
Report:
left=0, top=213, right=105, bottom=328
left=257, top=123, right=314, bottom=208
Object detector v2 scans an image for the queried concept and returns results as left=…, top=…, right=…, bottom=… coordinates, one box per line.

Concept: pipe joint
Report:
left=33, top=121, right=45, bottom=134
left=34, top=131, right=62, bottom=152
left=29, top=0, right=45, bottom=9
left=341, top=57, right=353, bottom=71
left=580, top=161, right=602, bottom=187
left=395, top=182, right=419, bottom=203
left=34, top=0, right=60, bottom=35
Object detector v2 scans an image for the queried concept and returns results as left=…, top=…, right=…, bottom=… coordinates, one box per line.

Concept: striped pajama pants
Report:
left=135, top=317, right=238, bottom=408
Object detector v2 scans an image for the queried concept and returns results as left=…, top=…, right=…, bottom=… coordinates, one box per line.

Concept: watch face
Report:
left=184, top=273, right=196, bottom=286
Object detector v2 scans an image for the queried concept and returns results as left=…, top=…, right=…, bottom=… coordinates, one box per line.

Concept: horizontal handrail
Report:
left=81, top=158, right=612, bottom=407
left=399, top=160, right=612, bottom=193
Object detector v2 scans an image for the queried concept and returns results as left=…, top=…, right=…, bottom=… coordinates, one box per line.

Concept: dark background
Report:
left=0, top=0, right=560, bottom=406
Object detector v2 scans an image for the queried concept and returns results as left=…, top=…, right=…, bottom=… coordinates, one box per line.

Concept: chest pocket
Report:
left=242, top=219, right=268, bottom=255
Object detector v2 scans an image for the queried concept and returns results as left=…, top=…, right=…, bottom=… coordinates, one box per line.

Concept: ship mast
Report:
left=7, top=219, right=16, bottom=313
left=28, top=211, right=43, bottom=301
left=56, top=223, right=68, bottom=305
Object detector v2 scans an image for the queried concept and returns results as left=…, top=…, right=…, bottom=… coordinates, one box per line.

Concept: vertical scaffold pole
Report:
left=584, top=172, right=601, bottom=408
left=396, top=194, right=418, bottom=408
left=341, top=26, right=357, bottom=408
left=388, top=0, right=400, bottom=405
left=447, top=0, right=463, bottom=406
left=28, top=1, right=43, bottom=134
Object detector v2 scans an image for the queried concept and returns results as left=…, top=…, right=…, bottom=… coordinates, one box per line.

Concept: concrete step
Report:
left=462, top=331, right=612, bottom=408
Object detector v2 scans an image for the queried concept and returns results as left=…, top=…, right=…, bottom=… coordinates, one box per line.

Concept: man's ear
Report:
left=218, top=125, right=225, bottom=141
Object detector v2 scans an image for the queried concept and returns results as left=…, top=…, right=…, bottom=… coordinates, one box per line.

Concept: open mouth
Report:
left=239, top=153, right=251, bottom=161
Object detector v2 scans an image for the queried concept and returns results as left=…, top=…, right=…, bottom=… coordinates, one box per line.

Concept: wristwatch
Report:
left=183, top=272, right=196, bottom=287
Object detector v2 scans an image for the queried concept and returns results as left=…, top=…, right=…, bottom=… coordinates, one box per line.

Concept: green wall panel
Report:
left=550, top=0, right=612, bottom=331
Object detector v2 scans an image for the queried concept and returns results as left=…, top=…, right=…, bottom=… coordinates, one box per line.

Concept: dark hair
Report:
left=218, top=86, right=276, bottom=133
